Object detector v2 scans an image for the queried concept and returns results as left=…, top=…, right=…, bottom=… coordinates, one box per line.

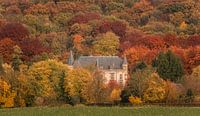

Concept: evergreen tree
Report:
left=12, top=46, right=23, bottom=71
left=134, top=61, right=147, bottom=71
left=153, top=50, right=184, bottom=82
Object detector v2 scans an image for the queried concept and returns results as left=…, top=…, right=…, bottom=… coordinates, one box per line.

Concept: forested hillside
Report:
left=0, top=0, right=199, bottom=73
left=0, top=0, right=199, bottom=107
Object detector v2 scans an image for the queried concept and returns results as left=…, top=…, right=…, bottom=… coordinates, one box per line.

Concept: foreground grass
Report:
left=1, top=106, right=200, bottom=116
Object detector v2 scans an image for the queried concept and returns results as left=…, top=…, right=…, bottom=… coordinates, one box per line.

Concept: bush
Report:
left=129, top=96, right=142, bottom=105
left=185, top=89, right=194, bottom=103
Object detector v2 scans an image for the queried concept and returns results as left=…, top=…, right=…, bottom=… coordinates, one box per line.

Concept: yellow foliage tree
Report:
left=192, top=65, right=200, bottom=78
left=180, top=21, right=187, bottom=30
left=110, top=88, right=121, bottom=102
left=93, top=32, right=120, bottom=56
left=0, top=79, right=16, bottom=108
left=144, top=73, right=166, bottom=103
left=86, top=70, right=109, bottom=103
left=28, top=60, right=69, bottom=100
left=64, top=68, right=92, bottom=103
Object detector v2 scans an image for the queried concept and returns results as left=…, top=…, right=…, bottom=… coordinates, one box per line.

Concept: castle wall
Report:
left=101, top=69, right=128, bottom=86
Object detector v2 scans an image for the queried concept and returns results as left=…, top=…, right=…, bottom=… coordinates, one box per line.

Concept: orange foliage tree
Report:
left=123, top=46, right=149, bottom=69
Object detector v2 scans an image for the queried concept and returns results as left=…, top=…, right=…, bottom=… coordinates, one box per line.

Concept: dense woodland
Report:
left=0, top=0, right=199, bottom=108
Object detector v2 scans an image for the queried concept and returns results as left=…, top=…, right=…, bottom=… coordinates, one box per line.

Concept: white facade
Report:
left=101, top=64, right=128, bottom=86
left=67, top=51, right=128, bottom=86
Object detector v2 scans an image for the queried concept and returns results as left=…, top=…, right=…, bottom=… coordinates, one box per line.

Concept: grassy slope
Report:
left=1, top=106, right=200, bottom=116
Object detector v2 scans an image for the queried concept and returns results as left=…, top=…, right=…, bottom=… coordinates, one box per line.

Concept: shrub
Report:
left=129, top=96, right=142, bottom=105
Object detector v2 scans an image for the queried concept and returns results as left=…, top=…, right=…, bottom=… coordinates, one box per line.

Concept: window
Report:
left=119, top=74, right=123, bottom=85
left=120, top=74, right=123, bottom=79
left=124, top=74, right=127, bottom=78
left=110, top=73, right=115, bottom=80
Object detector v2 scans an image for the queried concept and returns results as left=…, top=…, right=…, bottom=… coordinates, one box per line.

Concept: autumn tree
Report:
left=72, top=34, right=84, bottom=55
left=143, top=73, right=166, bottom=103
left=153, top=50, right=184, bottom=82
left=133, top=0, right=153, bottom=13
left=0, top=55, right=4, bottom=74
left=28, top=60, right=69, bottom=104
left=93, top=32, right=120, bottom=55
left=121, top=67, right=154, bottom=102
left=0, top=22, right=29, bottom=42
left=86, top=70, right=110, bottom=103
left=39, top=32, right=67, bottom=55
left=98, top=20, right=127, bottom=37
left=0, top=38, right=16, bottom=63
left=24, top=4, right=50, bottom=15
left=69, top=12, right=101, bottom=25
left=64, top=68, right=92, bottom=104
left=105, top=2, right=125, bottom=13
left=110, top=88, right=121, bottom=103
left=0, top=79, right=16, bottom=108
left=11, top=45, right=23, bottom=71
left=21, top=38, right=50, bottom=62
left=184, top=65, right=200, bottom=95
left=123, top=46, right=149, bottom=69
left=165, top=80, right=184, bottom=103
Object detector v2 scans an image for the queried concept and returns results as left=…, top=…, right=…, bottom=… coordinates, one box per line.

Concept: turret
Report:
left=122, top=56, right=128, bottom=70
left=68, top=50, right=74, bottom=68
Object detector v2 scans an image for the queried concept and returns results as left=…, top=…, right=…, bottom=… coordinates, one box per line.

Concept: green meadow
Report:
left=1, top=106, right=200, bottom=116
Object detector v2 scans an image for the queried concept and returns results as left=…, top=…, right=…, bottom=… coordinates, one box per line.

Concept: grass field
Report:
left=1, top=106, right=200, bottom=116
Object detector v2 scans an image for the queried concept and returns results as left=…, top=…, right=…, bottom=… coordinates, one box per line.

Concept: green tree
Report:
left=134, top=61, right=147, bottom=71
left=93, top=32, right=120, bottom=55
left=153, top=50, right=184, bottom=82
left=121, top=67, right=154, bottom=102
left=12, top=46, right=23, bottom=72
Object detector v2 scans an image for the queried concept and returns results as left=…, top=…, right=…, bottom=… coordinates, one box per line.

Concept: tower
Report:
left=68, top=50, right=74, bottom=68
left=122, top=56, right=128, bottom=70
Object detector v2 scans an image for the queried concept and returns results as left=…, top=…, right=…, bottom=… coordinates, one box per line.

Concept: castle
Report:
left=67, top=51, right=128, bottom=86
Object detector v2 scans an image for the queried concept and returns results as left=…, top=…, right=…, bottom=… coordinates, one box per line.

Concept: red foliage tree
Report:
left=163, top=34, right=181, bottom=47
left=98, top=21, right=112, bottom=34
left=143, top=35, right=165, bottom=50
left=69, top=12, right=101, bottom=25
left=183, top=35, right=200, bottom=48
left=20, top=39, right=50, bottom=61
left=120, top=29, right=145, bottom=50
left=5, top=5, right=21, bottom=14
left=121, top=30, right=165, bottom=50
left=143, top=49, right=159, bottom=65
left=0, top=22, right=29, bottom=43
left=185, top=47, right=200, bottom=74
left=0, top=38, right=16, bottom=63
left=98, top=20, right=127, bottom=37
